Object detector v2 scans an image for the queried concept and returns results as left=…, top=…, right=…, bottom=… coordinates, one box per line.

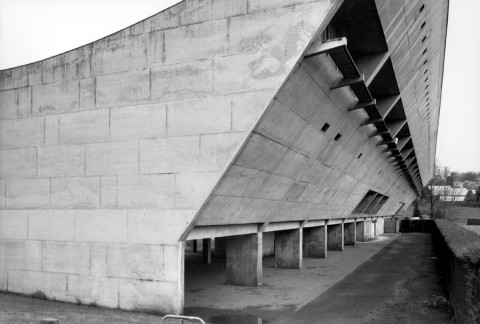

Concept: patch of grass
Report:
left=435, top=220, right=480, bottom=264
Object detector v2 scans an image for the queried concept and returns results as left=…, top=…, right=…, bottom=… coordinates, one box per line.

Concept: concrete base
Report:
left=344, top=222, right=356, bottom=246
left=214, top=237, right=227, bottom=258
left=327, top=223, right=344, bottom=251
left=274, top=229, right=303, bottom=269
left=304, top=226, right=327, bottom=258
left=226, top=233, right=262, bottom=286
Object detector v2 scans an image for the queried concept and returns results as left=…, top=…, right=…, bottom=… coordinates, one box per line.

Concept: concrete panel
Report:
left=8, top=270, right=68, bottom=301
left=92, top=34, right=147, bottom=76
left=28, top=210, right=74, bottom=241
left=327, top=223, right=344, bottom=251
left=117, top=174, right=175, bottom=209
left=42, top=241, right=90, bottom=274
left=32, top=80, right=79, bottom=115
left=0, top=148, right=36, bottom=179
left=42, top=45, right=91, bottom=82
left=164, top=19, right=228, bottom=65
left=51, top=177, right=100, bottom=209
left=140, top=136, right=200, bottom=174
left=0, top=269, right=6, bottom=290
left=74, top=210, right=127, bottom=243
left=248, top=0, right=324, bottom=13
left=86, top=141, right=138, bottom=176
left=59, top=110, right=109, bottom=144
left=215, top=165, right=268, bottom=198
left=213, top=51, right=285, bottom=93
left=44, top=115, right=59, bottom=146
left=91, top=243, right=107, bottom=276
left=167, top=96, right=231, bottom=137
left=175, top=171, right=221, bottom=209
left=67, top=275, right=119, bottom=308
left=96, top=69, right=150, bottom=108
left=0, top=117, right=44, bottom=149
left=6, top=178, right=50, bottom=209
left=118, top=279, right=181, bottom=314
left=231, top=90, right=274, bottom=132
left=304, top=225, right=327, bottom=258
left=0, top=87, right=31, bottom=120
left=100, top=176, right=117, bottom=208
left=229, top=2, right=326, bottom=56
left=0, top=240, right=41, bottom=270
left=110, top=104, right=166, bottom=141
left=151, top=60, right=213, bottom=102
left=79, top=78, right=96, bottom=110
left=0, top=210, right=28, bottom=239
left=38, top=144, right=85, bottom=177
left=107, top=244, right=164, bottom=280
left=226, top=233, right=262, bottom=286
left=200, top=132, right=246, bottom=172
left=274, top=229, right=302, bottom=269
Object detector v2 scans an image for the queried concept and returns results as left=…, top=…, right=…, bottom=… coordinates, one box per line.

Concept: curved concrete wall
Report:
left=0, top=0, right=342, bottom=314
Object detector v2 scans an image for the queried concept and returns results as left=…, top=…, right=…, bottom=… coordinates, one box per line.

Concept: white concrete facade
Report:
left=0, top=0, right=448, bottom=315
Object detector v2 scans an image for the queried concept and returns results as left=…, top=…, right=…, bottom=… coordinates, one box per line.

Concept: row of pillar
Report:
left=192, top=219, right=380, bottom=287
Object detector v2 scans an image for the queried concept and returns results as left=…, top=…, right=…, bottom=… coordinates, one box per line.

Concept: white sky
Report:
left=0, top=0, right=479, bottom=172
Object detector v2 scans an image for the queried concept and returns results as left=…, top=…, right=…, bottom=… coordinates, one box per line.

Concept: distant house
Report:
left=431, top=186, right=469, bottom=201
left=453, top=181, right=480, bottom=190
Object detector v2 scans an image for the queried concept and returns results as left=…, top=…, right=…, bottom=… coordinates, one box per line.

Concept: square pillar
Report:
left=274, top=229, right=303, bottom=269
left=356, top=221, right=366, bottom=242
left=327, top=223, right=344, bottom=251
left=344, top=222, right=356, bottom=246
left=304, top=226, right=327, bottom=258
left=226, top=233, right=262, bottom=286
left=202, top=238, right=211, bottom=264
left=214, top=237, right=227, bottom=258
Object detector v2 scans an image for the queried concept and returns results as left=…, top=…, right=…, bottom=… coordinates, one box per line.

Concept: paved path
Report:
left=274, top=233, right=452, bottom=324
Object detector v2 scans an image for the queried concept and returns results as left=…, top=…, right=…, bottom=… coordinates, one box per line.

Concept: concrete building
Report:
left=0, top=0, right=448, bottom=315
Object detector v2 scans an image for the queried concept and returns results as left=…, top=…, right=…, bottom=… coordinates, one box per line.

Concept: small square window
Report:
left=321, top=123, right=330, bottom=133
left=334, top=133, right=342, bottom=141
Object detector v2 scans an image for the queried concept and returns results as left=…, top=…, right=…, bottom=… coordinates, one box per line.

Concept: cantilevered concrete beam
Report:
left=348, top=99, right=376, bottom=111
left=387, top=120, right=407, bottom=138
left=304, top=37, right=348, bottom=58
left=304, top=226, right=327, bottom=258
left=226, top=233, right=262, bottom=286
left=355, top=51, right=390, bottom=86
left=331, top=75, right=365, bottom=90
left=377, top=95, right=401, bottom=118
left=275, top=229, right=302, bottom=269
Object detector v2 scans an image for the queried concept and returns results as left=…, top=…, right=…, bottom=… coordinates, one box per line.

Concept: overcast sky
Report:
left=0, top=0, right=479, bottom=172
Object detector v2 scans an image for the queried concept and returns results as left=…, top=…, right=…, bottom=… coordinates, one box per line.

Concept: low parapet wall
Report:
left=433, top=220, right=480, bottom=323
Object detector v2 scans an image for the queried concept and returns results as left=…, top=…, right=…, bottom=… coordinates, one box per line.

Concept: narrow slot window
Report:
left=422, top=36, right=427, bottom=43
left=357, top=153, right=363, bottom=159
left=423, top=59, right=428, bottom=65
left=419, top=4, right=425, bottom=12
left=423, top=48, right=427, bottom=55
left=421, top=21, right=426, bottom=29
left=321, top=123, right=330, bottom=133
left=424, top=69, right=428, bottom=74
left=334, top=133, right=342, bottom=141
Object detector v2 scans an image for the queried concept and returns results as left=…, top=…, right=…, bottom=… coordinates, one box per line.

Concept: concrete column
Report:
left=214, top=237, right=227, bottom=258
left=274, top=229, right=303, bottom=269
left=365, top=220, right=374, bottom=240
left=327, top=223, right=344, bottom=251
left=226, top=233, right=262, bottom=286
left=356, top=221, right=366, bottom=242
left=202, top=238, right=211, bottom=264
left=344, top=222, right=356, bottom=246
left=376, top=218, right=385, bottom=235
left=373, top=220, right=377, bottom=236
left=303, top=226, right=327, bottom=258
